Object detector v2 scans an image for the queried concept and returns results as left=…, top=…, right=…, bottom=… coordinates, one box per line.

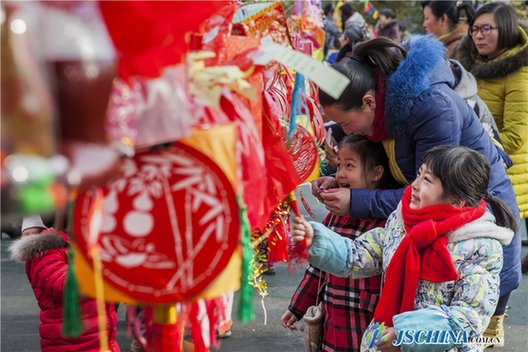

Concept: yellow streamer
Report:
left=91, top=246, right=111, bottom=352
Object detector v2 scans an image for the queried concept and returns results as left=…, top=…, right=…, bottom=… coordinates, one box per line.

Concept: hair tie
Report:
left=456, top=1, right=463, bottom=8
left=349, top=54, right=361, bottom=63
left=485, top=192, right=494, bottom=201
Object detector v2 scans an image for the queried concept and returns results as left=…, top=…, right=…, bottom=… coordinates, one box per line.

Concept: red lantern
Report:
left=73, top=143, right=239, bottom=303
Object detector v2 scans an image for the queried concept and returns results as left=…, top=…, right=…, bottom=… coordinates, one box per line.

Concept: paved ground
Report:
left=2, top=184, right=527, bottom=351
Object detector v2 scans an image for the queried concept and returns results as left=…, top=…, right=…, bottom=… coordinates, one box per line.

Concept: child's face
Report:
left=336, top=146, right=370, bottom=190
left=410, top=164, right=450, bottom=209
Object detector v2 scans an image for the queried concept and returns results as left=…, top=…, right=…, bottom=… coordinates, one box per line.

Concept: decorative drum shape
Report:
left=74, top=142, right=239, bottom=303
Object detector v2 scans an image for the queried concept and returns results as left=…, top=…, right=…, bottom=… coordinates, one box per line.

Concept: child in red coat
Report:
left=10, top=229, right=120, bottom=352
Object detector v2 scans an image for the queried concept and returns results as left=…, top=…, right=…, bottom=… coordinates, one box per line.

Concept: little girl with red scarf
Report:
left=281, top=135, right=402, bottom=352
left=292, top=146, right=517, bottom=352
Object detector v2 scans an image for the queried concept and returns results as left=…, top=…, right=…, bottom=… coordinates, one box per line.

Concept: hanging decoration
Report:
left=2, top=1, right=355, bottom=350
left=364, top=0, right=381, bottom=19
left=73, top=140, right=240, bottom=304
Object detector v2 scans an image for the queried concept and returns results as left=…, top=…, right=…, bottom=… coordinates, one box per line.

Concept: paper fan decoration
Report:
left=73, top=143, right=239, bottom=303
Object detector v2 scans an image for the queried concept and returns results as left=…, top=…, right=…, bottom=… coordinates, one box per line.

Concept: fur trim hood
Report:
left=443, top=23, right=468, bottom=49
left=395, top=202, right=514, bottom=245
left=9, top=232, right=67, bottom=263
left=449, top=59, right=478, bottom=99
left=458, top=22, right=528, bottom=80
left=385, top=35, right=449, bottom=140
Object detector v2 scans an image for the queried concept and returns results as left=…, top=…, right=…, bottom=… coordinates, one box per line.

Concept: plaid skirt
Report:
left=289, top=214, right=385, bottom=352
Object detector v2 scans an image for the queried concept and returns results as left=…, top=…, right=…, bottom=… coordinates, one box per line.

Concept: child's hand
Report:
left=376, top=327, right=400, bottom=352
left=291, top=215, right=314, bottom=247
left=310, top=176, right=337, bottom=202
left=280, top=310, right=299, bottom=331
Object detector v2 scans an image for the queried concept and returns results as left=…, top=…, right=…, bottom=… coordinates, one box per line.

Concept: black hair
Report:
left=422, top=145, right=518, bottom=232
left=334, top=24, right=366, bottom=62
left=469, top=2, right=520, bottom=51
left=340, top=3, right=356, bottom=32
left=422, top=1, right=475, bottom=29
left=324, top=4, right=334, bottom=17
left=319, top=37, right=406, bottom=112
left=338, top=134, right=402, bottom=190
left=379, top=9, right=395, bottom=20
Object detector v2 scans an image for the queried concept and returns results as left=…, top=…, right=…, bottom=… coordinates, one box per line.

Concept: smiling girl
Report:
left=281, top=135, right=401, bottom=352
left=292, top=146, right=516, bottom=352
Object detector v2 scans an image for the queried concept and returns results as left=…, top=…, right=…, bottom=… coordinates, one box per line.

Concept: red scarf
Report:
left=366, top=69, right=388, bottom=142
left=373, top=186, right=486, bottom=326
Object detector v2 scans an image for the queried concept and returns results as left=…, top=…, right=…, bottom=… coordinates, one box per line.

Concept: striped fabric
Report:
left=289, top=214, right=386, bottom=352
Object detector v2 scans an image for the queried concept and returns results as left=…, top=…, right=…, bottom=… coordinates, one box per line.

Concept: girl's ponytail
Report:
left=485, top=194, right=518, bottom=233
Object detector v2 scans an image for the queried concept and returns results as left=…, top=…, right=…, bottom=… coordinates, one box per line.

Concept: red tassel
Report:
left=188, top=303, right=206, bottom=352
left=268, top=220, right=288, bottom=263
left=207, top=298, right=224, bottom=348
left=287, top=237, right=309, bottom=274
left=290, top=198, right=300, bottom=217
left=299, top=188, right=315, bottom=218
left=153, top=321, right=182, bottom=352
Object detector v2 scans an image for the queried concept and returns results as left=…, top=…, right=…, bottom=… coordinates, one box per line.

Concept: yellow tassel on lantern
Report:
left=91, top=246, right=111, bottom=352
left=154, top=304, right=178, bottom=325
left=86, top=188, right=111, bottom=352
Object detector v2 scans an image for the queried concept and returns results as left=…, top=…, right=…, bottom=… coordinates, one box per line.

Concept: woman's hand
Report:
left=320, top=188, right=351, bottom=216
left=310, top=176, right=338, bottom=202
left=376, top=327, right=400, bottom=352
left=280, top=310, right=299, bottom=331
left=291, top=215, right=314, bottom=247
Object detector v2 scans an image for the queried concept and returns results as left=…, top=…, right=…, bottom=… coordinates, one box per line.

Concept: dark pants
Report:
left=494, top=292, right=511, bottom=316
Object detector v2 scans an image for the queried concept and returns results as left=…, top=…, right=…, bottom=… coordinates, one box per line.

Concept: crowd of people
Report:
left=283, top=1, right=527, bottom=352
left=7, top=1, right=528, bottom=352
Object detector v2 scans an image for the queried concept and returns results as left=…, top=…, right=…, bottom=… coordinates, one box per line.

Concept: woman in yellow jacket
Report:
left=458, top=2, right=528, bottom=265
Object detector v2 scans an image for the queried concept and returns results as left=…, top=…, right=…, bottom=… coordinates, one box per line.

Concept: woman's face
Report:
left=423, top=6, right=448, bottom=37
left=323, top=103, right=376, bottom=137
left=471, top=13, right=501, bottom=59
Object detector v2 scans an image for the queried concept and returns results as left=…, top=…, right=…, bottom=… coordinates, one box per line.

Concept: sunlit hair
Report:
left=423, top=145, right=517, bottom=232
left=319, top=37, right=406, bottom=112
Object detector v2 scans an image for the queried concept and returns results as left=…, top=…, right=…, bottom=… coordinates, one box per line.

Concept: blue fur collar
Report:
left=385, top=35, right=448, bottom=140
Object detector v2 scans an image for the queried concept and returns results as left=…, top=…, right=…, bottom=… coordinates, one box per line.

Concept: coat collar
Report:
left=384, top=35, right=448, bottom=140
left=395, top=202, right=514, bottom=245
left=458, top=23, right=528, bottom=80
left=443, top=23, right=468, bottom=48
left=9, top=232, right=67, bottom=263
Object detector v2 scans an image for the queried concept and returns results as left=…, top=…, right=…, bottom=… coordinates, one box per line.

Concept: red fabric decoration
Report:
left=374, top=186, right=486, bottom=326
left=73, top=144, right=240, bottom=303
left=287, top=237, right=309, bottom=274
left=201, top=4, right=238, bottom=67
left=219, top=92, right=266, bottom=231
left=268, top=219, right=289, bottom=263
left=365, top=69, right=388, bottom=143
left=98, top=1, right=230, bottom=79
left=153, top=319, right=183, bottom=352
left=261, top=91, right=301, bottom=226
